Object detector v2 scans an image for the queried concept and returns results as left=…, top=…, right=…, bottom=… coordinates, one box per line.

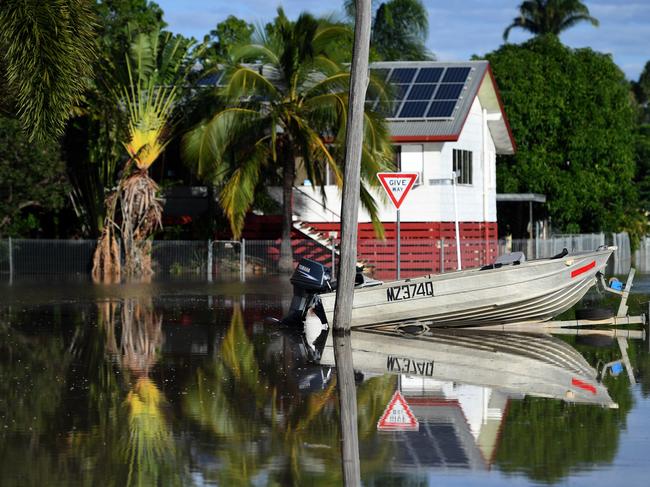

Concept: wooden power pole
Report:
left=333, top=5, right=371, bottom=330
left=332, top=1, right=372, bottom=486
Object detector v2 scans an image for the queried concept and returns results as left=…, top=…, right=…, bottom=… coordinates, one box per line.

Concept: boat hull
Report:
left=320, top=247, right=614, bottom=327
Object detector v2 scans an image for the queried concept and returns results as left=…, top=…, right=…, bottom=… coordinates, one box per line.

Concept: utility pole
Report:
left=332, top=0, right=372, bottom=332
left=331, top=1, right=372, bottom=485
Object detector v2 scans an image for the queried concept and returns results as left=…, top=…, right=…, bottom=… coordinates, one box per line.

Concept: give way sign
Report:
left=377, top=172, right=418, bottom=209
left=377, top=390, right=419, bottom=431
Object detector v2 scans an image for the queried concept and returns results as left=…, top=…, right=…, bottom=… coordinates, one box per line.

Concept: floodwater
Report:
left=1, top=276, right=650, bottom=486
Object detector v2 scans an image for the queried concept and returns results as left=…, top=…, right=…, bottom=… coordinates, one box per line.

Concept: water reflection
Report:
left=321, top=324, right=635, bottom=483
left=0, top=292, right=647, bottom=486
left=332, top=331, right=361, bottom=485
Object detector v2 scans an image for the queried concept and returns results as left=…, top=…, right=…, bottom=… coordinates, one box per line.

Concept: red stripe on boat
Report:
left=572, top=378, right=596, bottom=394
left=571, top=260, right=595, bottom=278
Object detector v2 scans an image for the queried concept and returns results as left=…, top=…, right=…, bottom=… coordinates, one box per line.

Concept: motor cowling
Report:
left=283, top=259, right=332, bottom=327
left=290, top=258, right=332, bottom=292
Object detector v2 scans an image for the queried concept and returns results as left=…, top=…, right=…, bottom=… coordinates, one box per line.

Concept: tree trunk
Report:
left=278, top=155, right=295, bottom=273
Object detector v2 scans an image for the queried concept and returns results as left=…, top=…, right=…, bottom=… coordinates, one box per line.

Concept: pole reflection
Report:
left=333, top=331, right=361, bottom=486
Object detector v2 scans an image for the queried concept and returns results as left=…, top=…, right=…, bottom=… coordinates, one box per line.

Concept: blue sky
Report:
left=155, top=0, right=649, bottom=80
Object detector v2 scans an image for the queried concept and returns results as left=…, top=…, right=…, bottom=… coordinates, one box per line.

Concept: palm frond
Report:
left=0, top=0, right=97, bottom=141
left=303, top=72, right=350, bottom=98
left=219, top=140, right=269, bottom=238
left=360, top=183, right=386, bottom=239
left=122, top=59, right=177, bottom=170
left=182, top=107, right=261, bottom=179
left=558, top=13, right=599, bottom=32
left=223, top=66, right=280, bottom=102
left=231, top=43, right=280, bottom=65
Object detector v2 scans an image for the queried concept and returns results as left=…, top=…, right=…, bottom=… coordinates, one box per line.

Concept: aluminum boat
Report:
left=282, top=246, right=616, bottom=328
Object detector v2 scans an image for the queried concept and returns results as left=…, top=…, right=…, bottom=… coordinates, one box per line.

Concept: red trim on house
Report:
left=571, top=261, right=595, bottom=278
left=486, top=64, right=517, bottom=153
left=403, top=397, right=460, bottom=406
left=391, top=134, right=459, bottom=143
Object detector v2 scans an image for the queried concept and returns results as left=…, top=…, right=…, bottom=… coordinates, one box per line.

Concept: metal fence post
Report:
left=440, top=238, right=444, bottom=274
left=240, top=238, right=246, bottom=283
left=207, top=239, right=213, bottom=283
left=8, top=237, right=13, bottom=284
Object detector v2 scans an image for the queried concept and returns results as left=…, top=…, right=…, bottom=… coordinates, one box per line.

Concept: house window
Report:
left=453, top=149, right=473, bottom=185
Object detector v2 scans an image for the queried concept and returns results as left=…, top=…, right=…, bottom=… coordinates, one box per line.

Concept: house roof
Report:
left=198, top=60, right=516, bottom=155
left=370, top=61, right=515, bottom=154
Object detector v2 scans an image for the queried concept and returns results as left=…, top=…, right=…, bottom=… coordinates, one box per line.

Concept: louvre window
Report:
left=453, top=149, right=473, bottom=185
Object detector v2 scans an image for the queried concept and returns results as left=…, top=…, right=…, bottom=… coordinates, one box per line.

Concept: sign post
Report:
left=377, top=173, right=418, bottom=280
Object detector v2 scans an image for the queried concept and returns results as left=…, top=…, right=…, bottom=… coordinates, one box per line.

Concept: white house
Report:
left=285, top=61, right=516, bottom=275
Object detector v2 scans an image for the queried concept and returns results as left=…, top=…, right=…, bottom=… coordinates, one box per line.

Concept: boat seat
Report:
left=480, top=251, right=526, bottom=270
left=495, top=252, right=526, bottom=265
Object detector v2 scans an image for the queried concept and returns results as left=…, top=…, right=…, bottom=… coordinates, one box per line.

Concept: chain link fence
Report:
left=0, top=233, right=638, bottom=282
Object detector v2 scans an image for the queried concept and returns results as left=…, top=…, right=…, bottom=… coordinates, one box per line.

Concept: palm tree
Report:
left=503, top=0, right=599, bottom=41
left=344, top=0, right=433, bottom=61
left=0, top=0, right=96, bottom=142
left=183, top=9, right=394, bottom=273
left=92, top=28, right=197, bottom=282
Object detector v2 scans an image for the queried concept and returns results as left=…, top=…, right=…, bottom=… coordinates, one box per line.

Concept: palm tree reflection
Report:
left=99, top=297, right=177, bottom=487
left=183, top=306, right=396, bottom=485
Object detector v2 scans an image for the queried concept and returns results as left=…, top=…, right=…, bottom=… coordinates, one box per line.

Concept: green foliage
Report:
left=632, top=61, right=650, bottom=113
left=344, top=0, right=433, bottom=61
left=636, top=125, right=650, bottom=215
left=183, top=8, right=394, bottom=239
left=485, top=35, right=639, bottom=234
left=64, top=0, right=168, bottom=236
left=66, top=4, right=198, bottom=236
left=200, top=15, right=254, bottom=65
left=94, top=0, right=166, bottom=77
left=0, top=0, right=97, bottom=142
left=496, top=336, right=634, bottom=483
left=0, top=116, right=69, bottom=237
left=495, top=396, right=627, bottom=483
left=503, top=0, right=599, bottom=41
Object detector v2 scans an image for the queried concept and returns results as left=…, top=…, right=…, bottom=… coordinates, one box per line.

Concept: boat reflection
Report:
left=316, top=322, right=624, bottom=474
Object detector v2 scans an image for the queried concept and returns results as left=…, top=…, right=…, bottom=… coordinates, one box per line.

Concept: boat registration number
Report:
left=386, top=356, right=435, bottom=376
left=386, top=281, right=433, bottom=302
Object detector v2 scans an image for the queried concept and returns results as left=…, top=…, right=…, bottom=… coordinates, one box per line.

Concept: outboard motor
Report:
left=282, top=258, right=332, bottom=327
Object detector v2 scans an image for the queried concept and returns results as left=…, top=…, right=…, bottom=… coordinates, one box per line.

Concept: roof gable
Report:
left=371, top=61, right=515, bottom=154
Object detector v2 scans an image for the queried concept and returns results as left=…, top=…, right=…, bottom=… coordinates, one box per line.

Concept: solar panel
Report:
left=399, top=101, right=428, bottom=118
left=389, top=68, right=417, bottom=83
left=427, top=101, right=456, bottom=118
left=197, top=71, right=224, bottom=87
left=415, top=67, right=443, bottom=83
left=442, top=67, right=470, bottom=83
left=407, top=84, right=435, bottom=100
left=370, top=65, right=473, bottom=119
left=393, top=84, right=410, bottom=100
left=435, top=83, right=464, bottom=100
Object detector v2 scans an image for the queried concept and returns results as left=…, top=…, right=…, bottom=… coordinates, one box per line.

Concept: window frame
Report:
left=452, top=149, right=473, bottom=185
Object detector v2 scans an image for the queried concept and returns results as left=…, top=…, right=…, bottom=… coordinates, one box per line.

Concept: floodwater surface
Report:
left=1, top=277, right=650, bottom=486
